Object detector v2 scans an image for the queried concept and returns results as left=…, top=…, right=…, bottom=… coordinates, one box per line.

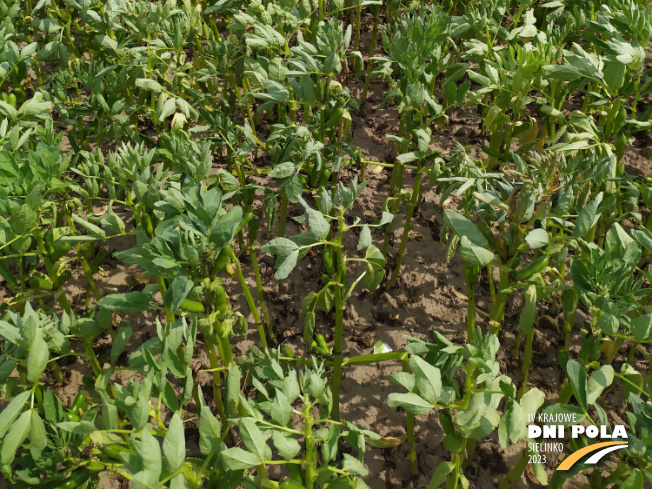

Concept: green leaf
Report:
left=274, top=249, right=299, bottom=280
left=391, top=372, right=416, bottom=392
left=272, top=431, right=301, bottom=460
left=198, top=406, right=221, bottom=456
left=631, top=229, right=652, bottom=253
left=574, top=193, right=603, bottom=238
left=17, top=93, right=52, bottom=119
left=0, top=320, right=21, bottom=344
left=270, top=390, right=292, bottom=426
left=566, top=360, right=588, bottom=411
left=539, top=403, right=585, bottom=426
left=0, top=390, right=31, bottom=438
left=387, top=392, right=434, bottom=415
left=321, top=425, right=340, bottom=463
left=98, top=291, right=150, bottom=313
left=209, top=206, right=243, bottom=250
left=459, top=236, right=494, bottom=266
left=631, top=315, right=652, bottom=341
left=620, top=469, right=643, bottom=489
left=134, top=429, right=162, bottom=489
left=220, top=446, right=262, bottom=470
left=587, top=365, right=614, bottom=405
left=396, top=151, right=421, bottom=164
left=409, top=355, right=442, bottom=404
left=96, top=34, right=118, bottom=53
left=224, top=366, right=241, bottom=419
left=158, top=97, right=177, bottom=121
left=365, top=245, right=386, bottom=269
left=238, top=418, right=271, bottom=461
left=261, top=237, right=299, bottom=255
left=111, top=323, right=132, bottom=366
left=166, top=275, right=194, bottom=312
left=269, top=162, right=296, bottom=179
left=57, top=420, right=97, bottom=435
left=519, top=388, right=545, bottom=422
left=427, top=462, right=455, bottom=489
left=1, top=410, right=31, bottom=465
left=29, top=410, right=47, bottom=450
left=357, top=225, right=371, bottom=251
left=498, top=400, right=525, bottom=448
left=603, top=60, right=625, bottom=93
left=443, top=210, right=487, bottom=247
left=525, top=229, right=549, bottom=249
left=519, top=285, right=537, bottom=334
left=342, top=453, right=368, bottom=477
left=543, top=64, right=580, bottom=81
left=377, top=212, right=394, bottom=226
left=598, top=314, right=619, bottom=335
left=163, top=413, right=185, bottom=472
left=304, top=206, right=330, bottom=240
left=72, top=214, right=106, bottom=238
left=27, top=329, right=49, bottom=383
left=135, top=78, right=163, bottom=93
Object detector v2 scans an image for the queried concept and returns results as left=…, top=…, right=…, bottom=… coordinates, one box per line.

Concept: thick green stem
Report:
left=489, top=267, right=510, bottom=335
left=354, top=3, right=362, bottom=50
left=464, top=265, right=478, bottom=344
left=33, top=230, right=72, bottom=314
left=382, top=117, right=406, bottom=257
left=84, top=342, right=103, bottom=376
left=227, top=248, right=268, bottom=350
left=303, top=401, right=316, bottom=489
left=250, top=247, right=273, bottom=338
left=62, top=207, right=101, bottom=300
left=216, top=329, right=234, bottom=367
left=360, top=7, right=380, bottom=113
left=403, top=356, right=418, bottom=474
left=331, top=218, right=345, bottom=422
left=387, top=163, right=422, bottom=287
left=517, top=327, right=535, bottom=400
left=626, top=341, right=640, bottom=363
left=157, top=277, right=175, bottom=323
left=79, top=254, right=101, bottom=301
left=446, top=439, right=468, bottom=489
left=203, top=333, right=228, bottom=431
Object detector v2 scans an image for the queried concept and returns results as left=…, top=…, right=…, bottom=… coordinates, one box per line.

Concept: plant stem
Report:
left=84, top=341, right=103, bottom=376
left=202, top=333, right=228, bottom=432
left=517, top=327, right=535, bottom=400
left=382, top=117, right=406, bottom=257
left=464, top=265, right=477, bottom=344
left=157, top=277, right=175, bottom=323
left=489, top=266, right=510, bottom=335
left=360, top=6, right=380, bottom=113
left=446, top=439, right=468, bottom=489
left=250, top=247, right=273, bottom=338
left=303, top=400, right=316, bottom=489
left=403, top=355, right=418, bottom=475
left=331, top=216, right=345, bottom=422
left=387, top=161, right=423, bottom=288
left=354, top=2, right=362, bottom=51
left=227, top=247, right=268, bottom=350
